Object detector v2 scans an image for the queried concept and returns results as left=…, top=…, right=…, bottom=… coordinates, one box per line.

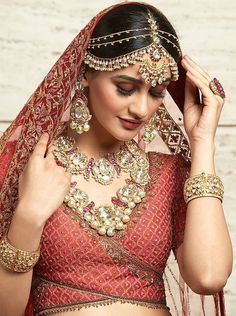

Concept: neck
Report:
left=66, top=121, right=124, bottom=158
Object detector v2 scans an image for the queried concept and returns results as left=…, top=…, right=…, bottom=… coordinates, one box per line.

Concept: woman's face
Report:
left=84, top=61, right=171, bottom=142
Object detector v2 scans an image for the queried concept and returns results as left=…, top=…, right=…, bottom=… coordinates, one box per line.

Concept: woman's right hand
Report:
left=16, top=133, right=72, bottom=228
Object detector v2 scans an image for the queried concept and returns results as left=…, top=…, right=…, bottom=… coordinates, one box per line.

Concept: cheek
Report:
left=150, top=97, right=163, bottom=112
left=90, top=82, right=123, bottom=114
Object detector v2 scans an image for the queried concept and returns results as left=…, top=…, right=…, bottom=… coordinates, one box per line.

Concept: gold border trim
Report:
left=36, top=298, right=169, bottom=316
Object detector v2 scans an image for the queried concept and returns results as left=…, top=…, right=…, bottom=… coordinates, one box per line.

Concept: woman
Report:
left=0, top=2, right=232, bottom=316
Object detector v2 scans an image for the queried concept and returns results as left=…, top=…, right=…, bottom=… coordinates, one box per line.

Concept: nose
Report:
left=128, top=93, right=149, bottom=120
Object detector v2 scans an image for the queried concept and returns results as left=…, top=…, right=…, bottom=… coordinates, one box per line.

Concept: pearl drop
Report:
left=124, top=208, right=132, bottom=216
left=90, top=221, right=99, bottom=229
left=107, top=228, right=115, bottom=237
left=122, top=215, right=130, bottom=223
left=134, top=196, right=141, bottom=203
left=68, top=199, right=75, bottom=208
left=64, top=195, right=70, bottom=202
left=70, top=122, right=77, bottom=129
left=139, top=191, right=145, bottom=198
left=128, top=202, right=136, bottom=209
left=116, top=222, right=124, bottom=230
left=84, top=213, right=92, bottom=221
left=98, top=227, right=106, bottom=235
left=83, top=123, right=90, bottom=131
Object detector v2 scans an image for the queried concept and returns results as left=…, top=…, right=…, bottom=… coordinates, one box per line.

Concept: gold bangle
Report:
left=0, top=236, right=40, bottom=273
left=184, top=172, right=224, bottom=204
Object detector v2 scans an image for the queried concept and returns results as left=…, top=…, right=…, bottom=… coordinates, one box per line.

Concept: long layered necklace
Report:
left=53, top=135, right=150, bottom=237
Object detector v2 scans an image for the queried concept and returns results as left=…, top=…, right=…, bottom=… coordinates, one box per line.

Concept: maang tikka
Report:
left=70, top=68, right=92, bottom=134
left=84, top=11, right=180, bottom=87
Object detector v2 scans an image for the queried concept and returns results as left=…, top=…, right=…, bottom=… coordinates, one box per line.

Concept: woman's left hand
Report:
left=181, top=55, right=225, bottom=146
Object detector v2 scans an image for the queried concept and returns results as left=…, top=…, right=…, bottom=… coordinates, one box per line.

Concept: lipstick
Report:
left=118, top=117, right=142, bottom=130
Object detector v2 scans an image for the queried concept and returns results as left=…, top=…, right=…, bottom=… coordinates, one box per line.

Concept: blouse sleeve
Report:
left=171, top=154, right=191, bottom=257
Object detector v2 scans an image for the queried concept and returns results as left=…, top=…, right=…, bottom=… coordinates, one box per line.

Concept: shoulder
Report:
left=147, top=151, right=191, bottom=190
left=147, top=151, right=190, bottom=170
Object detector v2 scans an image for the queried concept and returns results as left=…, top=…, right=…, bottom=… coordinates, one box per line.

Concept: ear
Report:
left=82, top=71, right=89, bottom=88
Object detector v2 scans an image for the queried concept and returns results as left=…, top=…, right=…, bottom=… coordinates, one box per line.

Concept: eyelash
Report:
left=117, top=86, right=165, bottom=98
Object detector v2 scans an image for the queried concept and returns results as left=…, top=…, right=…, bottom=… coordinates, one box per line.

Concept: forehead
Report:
left=90, top=56, right=172, bottom=87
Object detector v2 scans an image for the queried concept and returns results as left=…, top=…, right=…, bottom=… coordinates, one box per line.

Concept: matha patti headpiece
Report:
left=84, top=11, right=180, bottom=87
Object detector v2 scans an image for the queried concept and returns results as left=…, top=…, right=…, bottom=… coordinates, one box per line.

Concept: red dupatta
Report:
left=0, top=2, right=226, bottom=315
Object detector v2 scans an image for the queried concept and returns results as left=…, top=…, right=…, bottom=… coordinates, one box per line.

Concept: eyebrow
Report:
left=113, top=75, right=171, bottom=85
left=114, top=75, right=142, bottom=85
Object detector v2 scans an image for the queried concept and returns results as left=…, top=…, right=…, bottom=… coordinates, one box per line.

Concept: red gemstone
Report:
left=83, top=201, right=95, bottom=212
left=107, top=153, right=121, bottom=175
left=112, top=197, right=127, bottom=207
left=84, top=158, right=95, bottom=179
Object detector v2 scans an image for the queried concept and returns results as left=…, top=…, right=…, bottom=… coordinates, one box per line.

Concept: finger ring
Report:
left=209, top=78, right=226, bottom=99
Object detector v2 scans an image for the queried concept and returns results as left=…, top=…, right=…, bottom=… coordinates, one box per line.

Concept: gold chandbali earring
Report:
left=143, top=112, right=158, bottom=144
left=70, top=69, right=92, bottom=134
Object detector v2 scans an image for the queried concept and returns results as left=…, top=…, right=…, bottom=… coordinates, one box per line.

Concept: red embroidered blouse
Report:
left=28, top=151, right=190, bottom=315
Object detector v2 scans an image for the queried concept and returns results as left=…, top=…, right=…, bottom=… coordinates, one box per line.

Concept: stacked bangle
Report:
left=0, top=236, right=40, bottom=273
left=184, top=172, right=224, bottom=204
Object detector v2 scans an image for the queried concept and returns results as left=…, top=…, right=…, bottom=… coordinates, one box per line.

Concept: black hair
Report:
left=89, top=3, right=180, bottom=63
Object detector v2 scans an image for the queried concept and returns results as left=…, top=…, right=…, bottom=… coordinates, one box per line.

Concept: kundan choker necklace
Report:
left=53, top=135, right=150, bottom=237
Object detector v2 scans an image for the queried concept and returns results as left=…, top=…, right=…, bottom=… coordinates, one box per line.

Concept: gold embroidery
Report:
left=156, top=103, right=191, bottom=162
left=36, top=299, right=169, bottom=316
left=34, top=275, right=169, bottom=316
left=98, top=236, right=164, bottom=283
left=0, top=119, right=17, bottom=154
left=0, top=129, right=9, bottom=154
left=61, top=153, right=165, bottom=286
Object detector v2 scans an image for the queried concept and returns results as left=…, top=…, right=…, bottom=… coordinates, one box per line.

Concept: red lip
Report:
left=118, top=117, right=142, bottom=130
left=121, top=118, right=143, bottom=124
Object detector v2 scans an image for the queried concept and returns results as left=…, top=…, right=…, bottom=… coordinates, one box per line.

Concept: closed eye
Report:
left=117, top=85, right=166, bottom=98
left=150, top=89, right=166, bottom=98
left=117, top=85, right=134, bottom=96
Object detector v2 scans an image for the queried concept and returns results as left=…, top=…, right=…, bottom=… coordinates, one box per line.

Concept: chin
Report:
left=102, top=121, right=143, bottom=142
left=111, top=130, right=140, bottom=142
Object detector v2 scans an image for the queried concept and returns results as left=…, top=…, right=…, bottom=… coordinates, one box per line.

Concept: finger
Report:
left=182, top=55, right=211, bottom=82
left=186, top=71, right=220, bottom=110
left=46, top=144, right=57, bottom=158
left=184, top=75, right=200, bottom=110
left=182, top=58, right=210, bottom=87
left=209, top=80, right=225, bottom=105
left=187, top=71, right=224, bottom=107
left=33, top=133, right=49, bottom=157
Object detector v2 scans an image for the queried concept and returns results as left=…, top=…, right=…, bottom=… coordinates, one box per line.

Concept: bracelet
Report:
left=0, top=236, right=40, bottom=273
left=184, top=172, right=224, bottom=204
